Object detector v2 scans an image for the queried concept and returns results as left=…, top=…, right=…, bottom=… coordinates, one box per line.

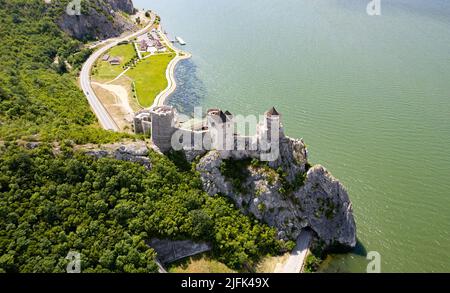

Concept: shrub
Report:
left=219, top=158, right=252, bottom=194
left=303, top=253, right=322, bottom=273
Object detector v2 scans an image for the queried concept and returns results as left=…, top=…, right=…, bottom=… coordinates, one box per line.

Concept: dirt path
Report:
left=92, top=82, right=134, bottom=122
left=106, top=68, right=130, bottom=84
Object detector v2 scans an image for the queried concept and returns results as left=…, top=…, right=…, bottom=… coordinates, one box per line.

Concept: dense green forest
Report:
left=0, top=0, right=131, bottom=143
left=0, top=143, right=283, bottom=272
left=0, top=0, right=286, bottom=272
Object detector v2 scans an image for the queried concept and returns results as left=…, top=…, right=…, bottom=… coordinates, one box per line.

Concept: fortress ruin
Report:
left=134, top=106, right=303, bottom=162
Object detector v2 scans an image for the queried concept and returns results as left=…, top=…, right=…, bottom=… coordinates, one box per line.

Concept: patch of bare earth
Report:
left=112, top=76, right=143, bottom=112
left=168, top=254, right=236, bottom=273
left=255, top=253, right=291, bottom=273
left=91, top=82, right=134, bottom=132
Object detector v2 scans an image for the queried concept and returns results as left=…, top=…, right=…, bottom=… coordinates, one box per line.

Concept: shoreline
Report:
left=84, top=11, right=190, bottom=129
left=152, top=24, right=192, bottom=108
left=80, top=20, right=155, bottom=131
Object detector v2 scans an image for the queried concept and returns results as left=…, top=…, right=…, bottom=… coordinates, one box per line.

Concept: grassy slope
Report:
left=168, top=253, right=236, bottom=273
left=92, top=43, right=137, bottom=81
left=126, top=53, right=175, bottom=107
left=168, top=252, right=290, bottom=273
left=254, top=253, right=290, bottom=273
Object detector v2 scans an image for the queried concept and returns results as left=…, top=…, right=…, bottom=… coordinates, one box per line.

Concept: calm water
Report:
left=134, top=0, right=450, bottom=272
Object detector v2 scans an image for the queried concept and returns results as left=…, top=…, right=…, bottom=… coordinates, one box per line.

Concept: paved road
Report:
left=281, top=229, right=312, bottom=273
left=155, top=260, right=168, bottom=273
left=80, top=17, right=155, bottom=131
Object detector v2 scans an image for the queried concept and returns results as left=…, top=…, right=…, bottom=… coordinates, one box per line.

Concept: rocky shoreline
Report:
left=195, top=138, right=357, bottom=249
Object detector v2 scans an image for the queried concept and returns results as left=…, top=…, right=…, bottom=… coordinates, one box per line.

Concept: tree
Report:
left=0, top=144, right=283, bottom=272
left=189, top=210, right=214, bottom=238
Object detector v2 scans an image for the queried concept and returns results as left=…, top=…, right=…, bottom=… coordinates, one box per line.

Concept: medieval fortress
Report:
left=134, top=106, right=291, bottom=161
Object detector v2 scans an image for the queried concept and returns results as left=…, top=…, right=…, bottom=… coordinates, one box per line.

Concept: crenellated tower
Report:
left=149, top=105, right=177, bottom=153
left=206, top=109, right=234, bottom=150
left=257, top=107, right=283, bottom=145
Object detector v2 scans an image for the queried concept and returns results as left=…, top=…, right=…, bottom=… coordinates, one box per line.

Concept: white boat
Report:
left=176, top=36, right=186, bottom=45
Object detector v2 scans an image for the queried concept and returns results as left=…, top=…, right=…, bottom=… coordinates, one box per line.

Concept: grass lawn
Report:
left=92, top=43, right=136, bottom=81
left=141, top=51, right=151, bottom=58
left=167, top=253, right=236, bottom=273
left=254, top=253, right=290, bottom=273
left=126, top=53, right=175, bottom=107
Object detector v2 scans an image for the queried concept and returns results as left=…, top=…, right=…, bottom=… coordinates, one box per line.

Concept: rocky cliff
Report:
left=195, top=137, right=357, bottom=249
left=105, top=0, right=135, bottom=14
left=76, top=141, right=152, bottom=169
left=57, top=0, right=137, bottom=40
left=72, top=137, right=356, bottom=250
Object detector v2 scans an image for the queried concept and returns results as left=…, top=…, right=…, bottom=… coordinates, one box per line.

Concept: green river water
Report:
left=134, top=0, right=450, bottom=272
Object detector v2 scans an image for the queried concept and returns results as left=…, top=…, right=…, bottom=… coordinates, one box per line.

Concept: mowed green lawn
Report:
left=126, top=53, right=175, bottom=107
left=92, top=43, right=136, bottom=81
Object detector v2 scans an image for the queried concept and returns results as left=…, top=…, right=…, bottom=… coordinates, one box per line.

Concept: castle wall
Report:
left=133, top=112, right=151, bottom=135
left=134, top=106, right=285, bottom=158
left=171, top=128, right=210, bottom=151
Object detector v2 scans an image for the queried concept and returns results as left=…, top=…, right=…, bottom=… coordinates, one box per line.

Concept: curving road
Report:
left=281, top=229, right=312, bottom=273
left=80, top=18, right=154, bottom=131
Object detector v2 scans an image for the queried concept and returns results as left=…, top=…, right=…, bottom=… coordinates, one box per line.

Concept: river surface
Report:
left=134, top=0, right=450, bottom=272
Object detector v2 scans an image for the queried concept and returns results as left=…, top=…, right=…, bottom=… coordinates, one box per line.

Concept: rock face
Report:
left=196, top=137, right=357, bottom=249
left=78, top=141, right=152, bottom=169
left=105, top=0, right=135, bottom=14
left=149, top=238, right=212, bottom=264
left=58, top=0, right=137, bottom=40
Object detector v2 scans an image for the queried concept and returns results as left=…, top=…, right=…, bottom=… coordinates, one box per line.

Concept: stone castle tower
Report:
left=206, top=109, right=234, bottom=150
left=257, top=106, right=283, bottom=144
left=149, top=106, right=177, bottom=153
left=133, top=105, right=284, bottom=154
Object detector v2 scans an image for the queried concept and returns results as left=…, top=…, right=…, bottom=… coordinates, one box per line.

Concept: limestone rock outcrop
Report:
left=78, top=141, right=152, bottom=169
left=105, top=0, right=135, bottom=14
left=58, top=0, right=137, bottom=40
left=196, top=137, right=357, bottom=249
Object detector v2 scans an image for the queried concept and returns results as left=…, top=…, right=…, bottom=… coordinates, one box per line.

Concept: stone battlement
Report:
left=134, top=106, right=287, bottom=160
